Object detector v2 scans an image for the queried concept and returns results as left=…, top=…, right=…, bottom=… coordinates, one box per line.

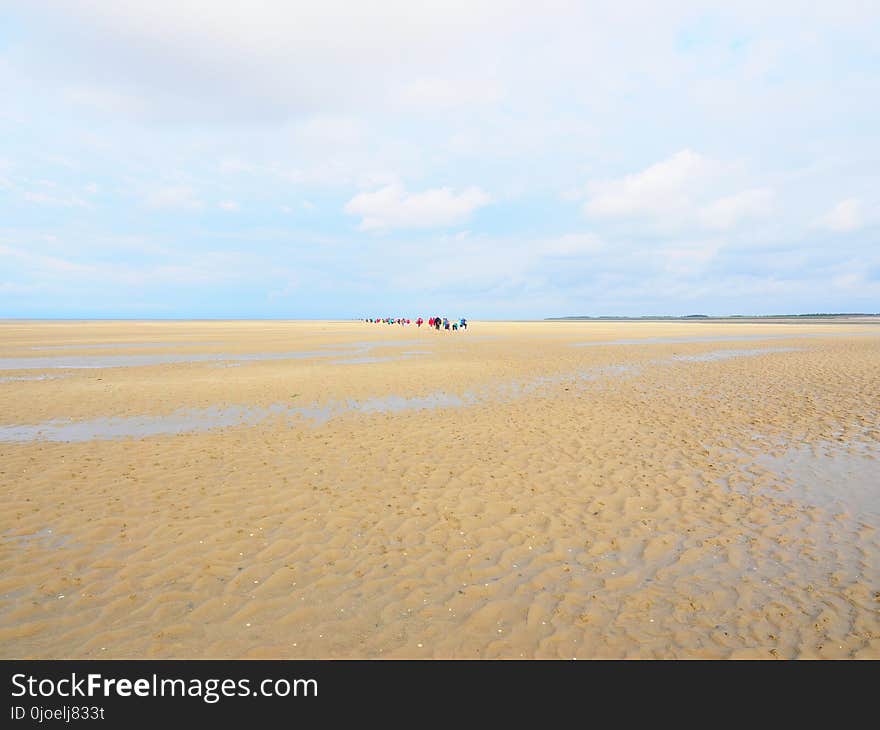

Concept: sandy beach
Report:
left=1, top=319, right=878, bottom=659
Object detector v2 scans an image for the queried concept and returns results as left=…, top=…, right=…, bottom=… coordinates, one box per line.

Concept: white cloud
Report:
left=831, top=271, right=863, bottom=290
left=541, top=233, right=604, bottom=256
left=280, top=200, right=315, bottom=214
left=11, top=0, right=519, bottom=125
left=583, top=150, right=776, bottom=232
left=143, top=186, right=203, bottom=210
left=23, top=190, right=88, bottom=207
left=0, top=158, right=12, bottom=188
left=585, top=149, right=720, bottom=219
left=0, top=243, right=95, bottom=274
left=218, top=200, right=240, bottom=211
left=398, top=76, right=503, bottom=111
left=1, top=241, right=259, bottom=289
left=291, top=116, right=364, bottom=146
left=658, top=242, right=722, bottom=277
left=219, top=158, right=260, bottom=175
left=818, top=198, right=863, bottom=232
left=344, top=184, right=491, bottom=231
left=63, top=84, right=150, bottom=117
left=700, top=188, right=774, bottom=230
left=356, top=171, right=401, bottom=190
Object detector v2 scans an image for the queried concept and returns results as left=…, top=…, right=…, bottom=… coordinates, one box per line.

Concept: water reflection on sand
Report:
left=0, top=346, right=798, bottom=443
left=751, top=440, right=879, bottom=520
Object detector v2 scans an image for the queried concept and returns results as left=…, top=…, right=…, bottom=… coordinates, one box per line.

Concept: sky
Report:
left=1, top=1, right=878, bottom=319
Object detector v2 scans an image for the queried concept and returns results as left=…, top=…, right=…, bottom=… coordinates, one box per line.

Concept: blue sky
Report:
left=1, top=1, right=878, bottom=318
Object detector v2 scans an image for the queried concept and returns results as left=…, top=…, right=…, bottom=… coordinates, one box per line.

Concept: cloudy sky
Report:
left=1, top=1, right=878, bottom=318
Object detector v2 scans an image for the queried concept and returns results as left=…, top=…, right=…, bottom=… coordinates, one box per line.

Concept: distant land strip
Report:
left=545, top=313, right=880, bottom=321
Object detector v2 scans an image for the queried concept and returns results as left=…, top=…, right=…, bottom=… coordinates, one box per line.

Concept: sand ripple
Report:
left=1, top=320, right=878, bottom=658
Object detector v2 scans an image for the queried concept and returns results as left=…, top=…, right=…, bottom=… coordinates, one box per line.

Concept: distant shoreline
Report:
left=1, top=314, right=878, bottom=324
left=545, top=314, right=880, bottom=323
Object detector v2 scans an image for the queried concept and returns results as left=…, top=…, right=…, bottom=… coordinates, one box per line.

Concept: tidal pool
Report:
left=573, top=332, right=879, bottom=347
left=666, top=347, right=801, bottom=363
left=0, top=343, right=412, bottom=371
left=29, top=341, right=224, bottom=350
left=0, top=346, right=805, bottom=443
left=753, top=440, right=879, bottom=520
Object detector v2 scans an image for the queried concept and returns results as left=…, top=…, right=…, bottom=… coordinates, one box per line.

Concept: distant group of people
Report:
left=364, top=316, right=468, bottom=331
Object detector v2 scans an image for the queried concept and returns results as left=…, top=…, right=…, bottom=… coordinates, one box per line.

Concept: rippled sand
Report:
left=1, top=319, right=878, bottom=658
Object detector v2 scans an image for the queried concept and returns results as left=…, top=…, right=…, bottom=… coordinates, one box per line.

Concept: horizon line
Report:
left=1, top=312, right=879, bottom=323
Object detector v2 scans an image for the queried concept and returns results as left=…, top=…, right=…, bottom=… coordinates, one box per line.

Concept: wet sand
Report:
left=1, top=319, right=878, bottom=658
